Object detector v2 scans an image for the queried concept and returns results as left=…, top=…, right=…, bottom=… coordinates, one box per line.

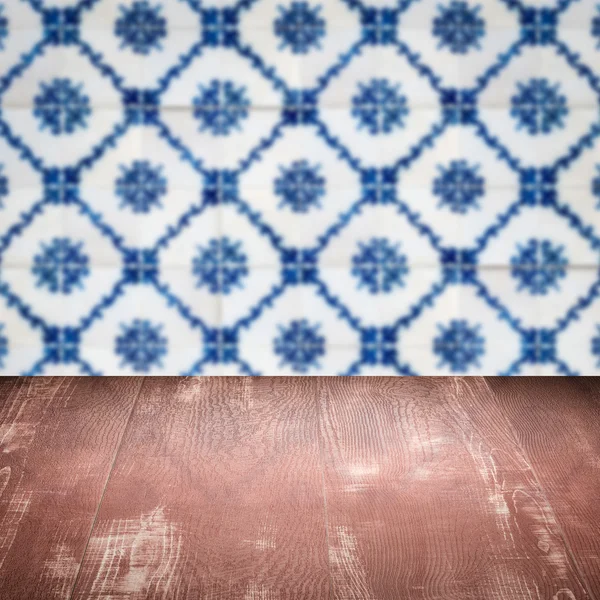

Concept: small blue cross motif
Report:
left=433, top=160, right=485, bottom=214
left=511, top=79, right=568, bottom=135
left=192, top=237, right=248, bottom=295
left=115, top=161, right=167, bottom=214
left=115, top=319, right=167, bottom=373
left=274, top=2, right=325, bottom=54
left=193, top=80, right=250, bottom=136
left=275, top=160, right=325, bottom=213
left=352, top=238, right=408, bottom=294
left=0, top=324, right=8, bottom=369
left=352, top=79, right=409, bottom=135
left=433, top=1, right=485, bottom=55
left=115, top=1, right=167, bottom=55
left=32, top=238, right=89, bottom=295
left=0, top=4, right=8, bottom=51
left=434, top=319, right=485, bottom=373
left=34, top=79, right=91, bottom=136
left=274, top=319, right=325, bottom=373
left=0, top=164, right=8, bottom=209
left=592, top=166, right=600, bottom=209
left=593, top=5, right=600, bottom=49
left=44, top=327, right=80, bottom=364
left=511, top=239, right=568, bottom=295
left=592, top=326, right=600, bottom=367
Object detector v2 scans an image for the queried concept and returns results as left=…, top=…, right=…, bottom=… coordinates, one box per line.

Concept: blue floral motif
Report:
left=433, top=1, right=485, bottom=54
left=274, top=160, right=325, bottom=213
left=193, top=80, right=250, bottom=136
left=34, top=79, right=91, bottom=135
left=592, top=165, right=600, bottom=209
left=274, top=319, right=325, bottom=373
left=192, top=237, right=248, bottom=295
left=115, top=319, right=167, bottom=372
left=593, top=5, right=600, bottom=48
left=433, top=160, right=485, bottom=214
left=434, top=320, right=485, bottom=372
left=511, top=239, right=568, bottom=295
left=0, top=4, right=8, bottom=51
left=274, top=2, right=325, bottom=54
left=511, top=79, right=568, bottom=135
left=352, top=79, right=408, bottom=135
left=352, top=238, right=408, bottom=294
left=0, top=323, right=7, bottom=369
left=0, top=164, right=8, bottom=209
left=115, top=1, right=167, bottom=55
left=592, top=326, right=600, bottom=367
left=32, top=238, right=89, bottom=294
left=115, top=160, right=167, bottom=213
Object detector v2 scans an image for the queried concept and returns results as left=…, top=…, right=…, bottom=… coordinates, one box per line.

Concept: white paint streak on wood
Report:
left=244, top=582, right=278, bottom=600
left=344, top=463, right=380, bottom=493
left=0, top=466, right=10, bottom=499
left=553, top=589, right=577, bottom=600
left=0, top=422, right=36, bottom=453
left=84, top=506, right=182, bottom=599
left=43, top=542, right=80, bottom=599
left=329, top=526, right=376, bottom=600
left=0, top=490, right=32, bottom=570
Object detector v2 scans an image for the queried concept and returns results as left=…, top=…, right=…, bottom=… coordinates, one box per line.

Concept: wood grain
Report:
left=0, top=376, right=142, bottom=600
left=484, top=376, right=600, bottom=597
left=70, top=377, right=330, bottom=600
left=318, top=377, right=593, bottom=600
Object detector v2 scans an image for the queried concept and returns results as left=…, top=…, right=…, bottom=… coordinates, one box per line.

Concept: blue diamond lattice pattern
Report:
left=0, top=0, right=599, bottom=376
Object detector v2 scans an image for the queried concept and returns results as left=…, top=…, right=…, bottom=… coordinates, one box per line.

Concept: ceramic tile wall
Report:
left=0, top=0, right=599, bottom=375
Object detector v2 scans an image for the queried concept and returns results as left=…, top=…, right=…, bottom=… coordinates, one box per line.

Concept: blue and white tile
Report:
left=239, top=126, right=361, bottom=247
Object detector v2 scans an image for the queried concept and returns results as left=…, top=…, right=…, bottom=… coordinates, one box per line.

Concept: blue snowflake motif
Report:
left=193, top=80, right=250, bottom=136
left=592, top=165, right=600, bottom=209
left=511, top=239, right=568, bottom=295
left=511, top=79, right=568, bottom=135
left=274, top=319, right=325, bottom=373
left=115, top=1, right=166, bottom=55
left=0, top=164, right=8, bottom=209
left=32, top=238, right=89, bottom=294
left=592, top=5, right=600, bottom=48
left=274, top=2, right=325, bottom=54
left=0, top=323, right=7, bottom=369
left=34, top=79, right=91, bottom=135
left=433, top=1, right=485, bottom=54
left=193, top=237, right=248, bottom=295
left=274, top=160, right=325, bottom=213
left=115, top=160, right=167, bottom=214
left=352, top=79, right=409, bottom=135
left=352, top=238, right=409, bottom=294
left=115, top=319, right=167, bottom=373
left=433, top=160, right=485, bottom=214
left=0, top=4, right=8, bottom=51
left=434, top=320, right=485, bottom=373
left=592, top=326, right=600, bottom=367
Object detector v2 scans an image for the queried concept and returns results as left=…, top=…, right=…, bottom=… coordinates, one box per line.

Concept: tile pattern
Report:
left=0, top=0, right=599, bottom=375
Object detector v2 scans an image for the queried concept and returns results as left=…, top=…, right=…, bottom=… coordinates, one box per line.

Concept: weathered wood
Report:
left=318, top=376, right=592, bottom=599
left=70, top=377, right=330, bottom=600
left=0, top=376, right=142, bottom=600
left=485, top=376, right=600, bottom=598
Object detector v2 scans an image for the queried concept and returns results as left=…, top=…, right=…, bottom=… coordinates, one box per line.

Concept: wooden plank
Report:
left=485, top=376, right=600, bottom=598
left=318, top=377, right=591, bottom=600
left=0, top=376, right=141, bottom=600
left=71, top=377, right=330, bottom=600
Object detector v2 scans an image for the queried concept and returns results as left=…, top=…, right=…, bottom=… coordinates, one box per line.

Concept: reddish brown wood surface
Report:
left=0, top=376, right=142, bottom=600
left=484, top=377, right=600, bottom=596
left=0, top=376, right=599, bottom=600
left=318, top=377, right=594, bottom=600
left=70, top=377, right=330, bottom=600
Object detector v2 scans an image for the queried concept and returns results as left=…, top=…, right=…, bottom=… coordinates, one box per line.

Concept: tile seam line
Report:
left=479, top=376, right=598, bottom=600
left=65, top=375, right=146, bottom=600
left=315, top=377, right=334, bottom=600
